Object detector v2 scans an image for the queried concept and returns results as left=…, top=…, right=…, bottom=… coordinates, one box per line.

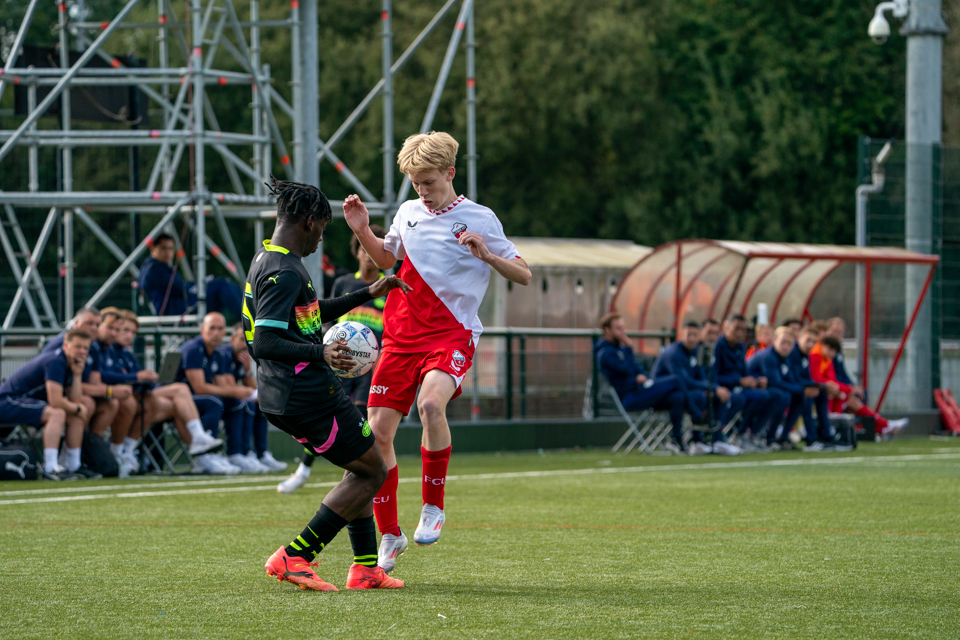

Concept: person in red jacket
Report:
left=809, top=336, right=908, bottom=438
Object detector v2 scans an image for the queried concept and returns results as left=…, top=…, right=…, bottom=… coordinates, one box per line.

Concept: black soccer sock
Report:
left=301, top=450, right=315, bottom=468
left=347, top=515, right=378, bottom=567
left=285, top=504, right=348, bottom=561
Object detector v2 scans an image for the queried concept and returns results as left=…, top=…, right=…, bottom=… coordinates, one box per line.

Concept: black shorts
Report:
left=339, top=369, right=373, bottom=405
left=262, top=394, right=374, bottom=466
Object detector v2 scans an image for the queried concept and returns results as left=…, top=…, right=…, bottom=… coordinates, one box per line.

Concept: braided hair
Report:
left=266, top=176, right=332, bottom=225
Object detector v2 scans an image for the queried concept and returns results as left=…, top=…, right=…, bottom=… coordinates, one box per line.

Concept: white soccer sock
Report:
left=186, top=419, right=206, bottom=439
left=66, top=447, right=82, bottom=472
left=296, top=463, right=311, bottom=478
left=123, top=437, right=138, bottom=453
left=110, top=442, right=124, bottom=457
left=43, top=448, right=59, bottom=471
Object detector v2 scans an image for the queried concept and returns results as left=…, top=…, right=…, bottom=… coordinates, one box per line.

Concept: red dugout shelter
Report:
left=611, top=240, right=940, bottom=412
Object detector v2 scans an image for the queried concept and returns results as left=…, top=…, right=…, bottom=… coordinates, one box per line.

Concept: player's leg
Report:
left=264, top=402, right=401, bottom=590
left=367, top=350, right=421, bottom=566
left=35, top=402, right=68, bottom=476
left=413, top=369, right=458, bottom=546
left=110, top=395, right=138, bottom=446
left=252, top=405, right=285, bottom=471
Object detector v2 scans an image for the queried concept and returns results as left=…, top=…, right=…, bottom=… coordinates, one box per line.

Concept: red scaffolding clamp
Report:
left=934, top=389, right=960, bottom=435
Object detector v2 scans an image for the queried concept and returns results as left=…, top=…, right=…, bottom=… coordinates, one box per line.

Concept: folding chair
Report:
left=585, top=374, right=672, bottom=455
left=136, top=351, right=196, bottom=474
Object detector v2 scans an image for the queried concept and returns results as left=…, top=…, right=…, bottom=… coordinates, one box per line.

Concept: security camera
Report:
left=868, top=14, right=891, bottom=44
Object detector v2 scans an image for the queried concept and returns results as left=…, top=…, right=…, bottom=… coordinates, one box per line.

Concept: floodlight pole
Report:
left=382, top=0, right=396, bottom=233
left=902, top=0, right=946, bottom=410
left=191, top=0, right=208, bottom=317
left=298, top=0, right=324, bottom=293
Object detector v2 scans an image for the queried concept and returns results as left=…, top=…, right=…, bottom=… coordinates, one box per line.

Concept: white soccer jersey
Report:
left=381, top=195, right=520, bottom=353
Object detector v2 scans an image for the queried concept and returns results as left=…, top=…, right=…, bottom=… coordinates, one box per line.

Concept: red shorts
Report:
left=367, top=347, right=473, bottom=415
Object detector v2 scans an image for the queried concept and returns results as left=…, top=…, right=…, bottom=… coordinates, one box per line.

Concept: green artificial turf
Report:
left=2, top=438, right=959, bottom=639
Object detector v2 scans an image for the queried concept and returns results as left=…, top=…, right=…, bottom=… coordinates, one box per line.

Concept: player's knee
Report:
left=81, top=396, right=96, bottom=412
left=417, top=394, right=446, bottom=424
left=46, top=407, right=66, bottom=424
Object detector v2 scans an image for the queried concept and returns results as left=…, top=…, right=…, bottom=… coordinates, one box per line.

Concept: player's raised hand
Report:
left=324, top=340, right=357, bottom=371
left=369, top=274, right=412, bottom=298
left=458, top=231, right=492, bottom=262
left=342, top=194, right=370, bottom=232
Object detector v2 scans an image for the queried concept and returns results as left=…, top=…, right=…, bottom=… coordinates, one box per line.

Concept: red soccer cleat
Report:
left=265, top=546, right=338, bottom=592
left=345, top=563, right=405, bottom=589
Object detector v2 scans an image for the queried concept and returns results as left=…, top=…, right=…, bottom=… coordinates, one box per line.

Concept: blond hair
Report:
left=119, top=309, right=140, bottom=329
left=774, top=326, right=795, bottom=341
left=397, top=131, right=458, bottom=175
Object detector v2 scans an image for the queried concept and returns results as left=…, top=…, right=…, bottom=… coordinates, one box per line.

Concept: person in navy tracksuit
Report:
left=713, top=315, right=774, bottom=439
left=652, top=322, right=743, bottom=446
left=594, top=314, right=688, bottom=449
left=787, top=328, right=833, bottom=447
left=747, top=327, right=828, bottom=448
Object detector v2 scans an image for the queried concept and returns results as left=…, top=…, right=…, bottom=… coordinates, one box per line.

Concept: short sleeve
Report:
left=481, top=215, right=520, bottom=260
left=253, top=269, right=300, bottom=330
left=43, top=356, right=68, bottom=386
left=181, top=341, right=206, bottom=370
left=382, top=210, right=406, bottom=260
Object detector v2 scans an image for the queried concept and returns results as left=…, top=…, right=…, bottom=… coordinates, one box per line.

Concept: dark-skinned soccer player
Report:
left=247, top=178, right=411, bottom=591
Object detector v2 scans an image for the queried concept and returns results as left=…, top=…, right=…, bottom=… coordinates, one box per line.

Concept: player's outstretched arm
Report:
left=317, top=276, right=410, bottom=319
left=343, top=194, right=396, bottom=270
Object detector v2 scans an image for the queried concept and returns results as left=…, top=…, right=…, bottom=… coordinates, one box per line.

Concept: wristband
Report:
left=106, top=385, right=112, bottom=398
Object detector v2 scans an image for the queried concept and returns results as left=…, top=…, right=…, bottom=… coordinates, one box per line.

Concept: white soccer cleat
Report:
left=884, top=418, right=910, bottom=436
left=124, top=448, right=140, bottom=474
left=188, top=432, right=224, bottom=456
left=378, top=531, right=408, bottom=573
left=277, top=471, right=309, bottom=494
left=413, top=504, right=445, bottom=546
left=712, top=441, right=741, bottom=456
left=258, top=451, right=289, bottom=473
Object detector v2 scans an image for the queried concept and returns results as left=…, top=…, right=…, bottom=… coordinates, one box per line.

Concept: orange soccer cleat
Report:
left=345, top=563, right=405, bottom=590
left=265, top=546, right=338, bottom=592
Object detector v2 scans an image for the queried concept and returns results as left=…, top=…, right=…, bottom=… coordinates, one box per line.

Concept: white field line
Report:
left=1, top=452, right=958, bottom=507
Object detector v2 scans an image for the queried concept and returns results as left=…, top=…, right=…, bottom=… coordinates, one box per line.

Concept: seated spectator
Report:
left=652, top=321, right=742, bottom=455
left=746, top=323, right=773, bottom=360
left=107, top=311, right=224, bottom=468
left=41, top=306, right=101, bottom=354
left=176, top=312, right=254, bottom=474
left=747, top=328, right=801, bottom=449
left=218, top=325, right=288, bottom=473
left=138, top=232, right=243, bottom=322
left=594, top=313, right=689, bottom=452
left=0, top=329, right=97, bottom=479
left=823, top=317, right=863, bottom=397
left=789, top=327, right=839, bottom=451
left=713, top=314, right=775, bottom=451
left=809, top=335, right=908, bottom=438
left=781, top=318, right=803, bottom=338
left=89, top=308, right=143, bottom=470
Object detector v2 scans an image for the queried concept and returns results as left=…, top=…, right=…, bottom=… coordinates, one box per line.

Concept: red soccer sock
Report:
left=421, top=445, right=451, bottom=510
left=373, top=465, right=400, bottom=536
left=855, top=405, right=888, bottom=430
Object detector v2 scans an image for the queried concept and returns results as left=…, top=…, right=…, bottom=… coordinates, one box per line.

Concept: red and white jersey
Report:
left=381, top=195, right=520, bottom=354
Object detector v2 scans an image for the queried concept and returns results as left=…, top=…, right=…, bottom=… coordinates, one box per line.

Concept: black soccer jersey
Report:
left=243, top=240, right=373, bottom=415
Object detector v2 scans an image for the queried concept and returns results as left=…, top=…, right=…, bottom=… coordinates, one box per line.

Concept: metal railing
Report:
left=0, top=326, right=675, bottom=422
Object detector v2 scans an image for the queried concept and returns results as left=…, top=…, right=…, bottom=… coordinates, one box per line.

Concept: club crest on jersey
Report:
left=452, top=222, right=467, bottom=239
left=451, top=349, right=466, bottom=372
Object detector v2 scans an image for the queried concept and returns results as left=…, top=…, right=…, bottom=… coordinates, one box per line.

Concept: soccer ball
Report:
left=322, top=321, right=380, bottom=379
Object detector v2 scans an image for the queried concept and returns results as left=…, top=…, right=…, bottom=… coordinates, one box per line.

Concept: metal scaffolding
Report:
left=0, top=0, right=478, bottom=329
